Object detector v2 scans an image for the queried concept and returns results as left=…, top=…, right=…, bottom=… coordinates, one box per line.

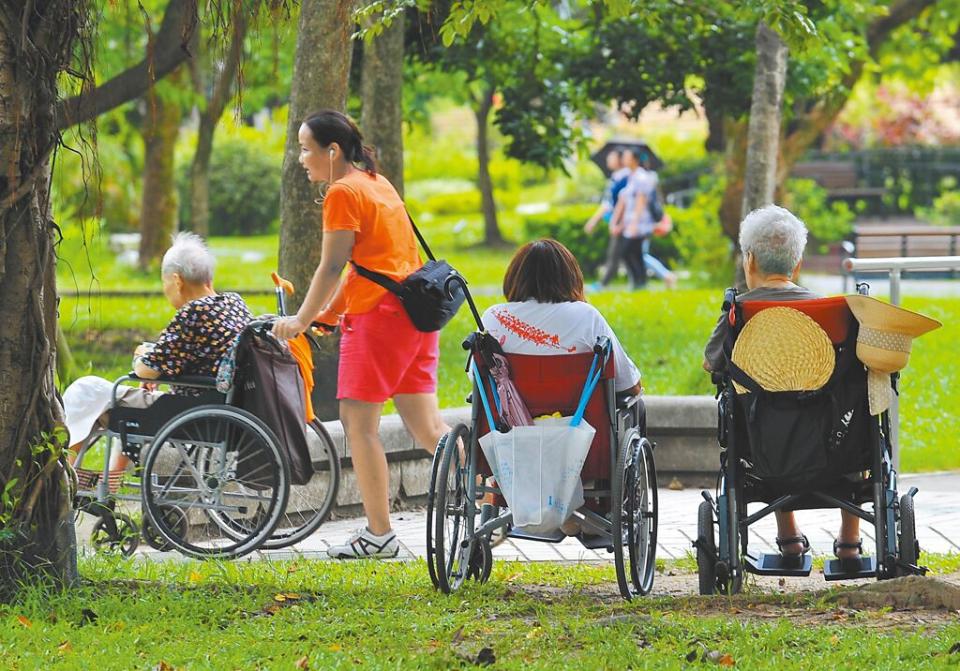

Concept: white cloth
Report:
left=622, top=167, right=658, bottom=238
left=481, top=301, right=641, bottom=393
left=64, top=376, right=163, bottom=447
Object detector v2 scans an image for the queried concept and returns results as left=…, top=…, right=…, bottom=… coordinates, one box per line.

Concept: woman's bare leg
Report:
left=340, top=399, right=391, bottom=536
left=394, top=393, right=450, bottom=455
left=774, top=510, right=805, bottom=555
left=836, top=510, right=862, bottom=559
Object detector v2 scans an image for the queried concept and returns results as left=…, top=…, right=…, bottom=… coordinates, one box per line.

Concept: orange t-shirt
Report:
left=322, top=172, right=421, bottom=315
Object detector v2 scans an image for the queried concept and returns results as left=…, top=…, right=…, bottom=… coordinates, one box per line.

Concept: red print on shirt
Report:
left=493, top=309, right=576, bottom=353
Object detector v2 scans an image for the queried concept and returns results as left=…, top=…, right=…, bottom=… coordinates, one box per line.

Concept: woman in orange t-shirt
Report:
left=273, top=110, right=449, bottom=559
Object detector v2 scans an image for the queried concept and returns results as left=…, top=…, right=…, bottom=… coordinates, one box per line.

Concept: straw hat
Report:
left=844, top=295, right=941, bottom=414
left=730, top=307, right=835, bottom=394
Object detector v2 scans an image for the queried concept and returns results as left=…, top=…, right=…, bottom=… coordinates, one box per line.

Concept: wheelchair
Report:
left=425, top=290, right=657, bottom=600
left=73, top=277, right=341, bottom=560
left=695, top=286, right=925, bottom=594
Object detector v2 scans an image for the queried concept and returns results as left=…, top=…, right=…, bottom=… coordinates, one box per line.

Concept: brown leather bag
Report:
left=234, top=330, right=314, bottom=487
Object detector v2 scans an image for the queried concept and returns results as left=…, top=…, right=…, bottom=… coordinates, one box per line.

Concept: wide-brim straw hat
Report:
left=845, top=295, right=941, bottom=374
left=845, top=295, right=941, bottom=415
left=731, top=307, right=835, bottom=394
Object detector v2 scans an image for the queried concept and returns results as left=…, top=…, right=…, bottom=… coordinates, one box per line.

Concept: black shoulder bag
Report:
left=351, top=212, right=469, bottom=333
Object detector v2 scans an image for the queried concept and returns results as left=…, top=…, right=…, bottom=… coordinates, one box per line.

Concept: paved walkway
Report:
left=93, top=472, right=960, bottom=564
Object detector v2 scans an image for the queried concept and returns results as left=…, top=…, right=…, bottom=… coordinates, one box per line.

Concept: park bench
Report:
left=791, top=160, right=887, bottom=207
left=844, top=223, right=960, bottom=282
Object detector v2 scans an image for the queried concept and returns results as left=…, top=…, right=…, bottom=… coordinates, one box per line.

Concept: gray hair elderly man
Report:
left=63, top=233, right=252, bottom=468
left=701, top=204, right=863, bottom=567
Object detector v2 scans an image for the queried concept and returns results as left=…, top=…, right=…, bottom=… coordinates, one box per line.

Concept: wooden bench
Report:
left=791, top=161, right=886, bottom=205
left=845, top=224, right=960, bottom=282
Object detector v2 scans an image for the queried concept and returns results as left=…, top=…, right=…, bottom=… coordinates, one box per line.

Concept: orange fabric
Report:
left=740, top=296, right=853, bottom=344
left=287, top=335, right=316, bottom=423
left=322, top=171, right=421, bottom=315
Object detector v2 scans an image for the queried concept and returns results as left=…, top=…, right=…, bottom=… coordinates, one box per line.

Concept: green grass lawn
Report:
left=3, top=556, right=960, bottom=670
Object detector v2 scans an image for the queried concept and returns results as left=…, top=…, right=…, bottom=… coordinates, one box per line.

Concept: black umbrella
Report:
left=590, top=140, right=663, bottom=176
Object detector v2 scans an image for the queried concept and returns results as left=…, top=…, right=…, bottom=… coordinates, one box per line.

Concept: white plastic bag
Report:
left=479, top=416, right=595, bottom=535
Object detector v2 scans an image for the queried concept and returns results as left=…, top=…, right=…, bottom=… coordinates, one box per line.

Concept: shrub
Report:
left=919, top=184, right=960, bottom=226
left=178, top=138, right=281, bottom=236
left=781, top=177, right=855, bottom=252
left=422, top=190, right=481, bottom=216
left=669, top=172, right=735, bottom=287
left=523, top=204, right=608, bottom=275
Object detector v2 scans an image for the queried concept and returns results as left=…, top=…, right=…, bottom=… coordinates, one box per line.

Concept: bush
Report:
left=422, top=190, right=481, bottom=216
left=178, top=138, right=281, bottom=236
left=782, top=177, right=855, bottom=252
left=669, top=172, right=734, bottom=286
left=523, top=204, right=608, bottom=275
left=919, top=184, right=960, bottom=226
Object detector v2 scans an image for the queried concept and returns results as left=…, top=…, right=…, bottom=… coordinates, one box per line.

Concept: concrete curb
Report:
left=318, top=395, right=719, bottom=512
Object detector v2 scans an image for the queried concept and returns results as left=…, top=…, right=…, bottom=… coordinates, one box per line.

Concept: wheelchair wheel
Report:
left=897, top=494, right=919, bottom=574
left=141, top=405, right=289, bottom=560
left=212, top=420, right=341, bottom=550
left=467, top=538, right=493, bottom=584
left=141, top=505, right=188, bottom=552
left=696, top=500, right=717, bottom=595
left=613, top=430, right=658, bottom=599
left=90, top=512, right=139, bottom=557
left=427, top=424, right=474, bottom=593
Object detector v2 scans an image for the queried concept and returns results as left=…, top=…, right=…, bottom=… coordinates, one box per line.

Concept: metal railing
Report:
left=842, top=255, right=960, bottom=470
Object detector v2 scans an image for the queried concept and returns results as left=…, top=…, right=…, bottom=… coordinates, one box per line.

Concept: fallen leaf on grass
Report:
left=294, top=656, right=309, bottom=669
left=830, top=634, right=840, bottom=645
left=153, top=662, right=173, bottom=671
left=328, top=644, right=341, bottom=652
left=188, top=571, right=203, bottom=583
left=58, top=641, right=72, bottom=653
left=451, top=626, right=466, bottom=645
left=718, top=654, right=736, bottom=667
left=16, top=615, right=31, bottom=628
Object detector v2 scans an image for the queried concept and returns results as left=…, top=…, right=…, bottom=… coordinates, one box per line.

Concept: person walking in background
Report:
left=273, top=110, right=449, bottom=560
left=609, top=148, right=654, bottom=289
left=638, top=154, right=678, bottom=289
left=584, top=148, right=631, bottom=290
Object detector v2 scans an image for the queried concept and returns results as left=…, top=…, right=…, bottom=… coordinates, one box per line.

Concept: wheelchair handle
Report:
left=271, top=272, right=295, bottom=296
left=444, top=273, right=484, bottom=331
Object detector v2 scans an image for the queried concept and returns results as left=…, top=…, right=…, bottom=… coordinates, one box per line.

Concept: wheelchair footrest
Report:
left=744, top=551, right=813, bottom=577
left=507, top=527, right=567, bottom=544
left=823, top=556, right=877, bottom=581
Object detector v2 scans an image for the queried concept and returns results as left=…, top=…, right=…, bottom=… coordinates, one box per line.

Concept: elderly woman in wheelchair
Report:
left=426, top=240, right=657, bottom=600
left=63, top=233, right=339, bottom=558
left=697, top=205, right=935, bottom=593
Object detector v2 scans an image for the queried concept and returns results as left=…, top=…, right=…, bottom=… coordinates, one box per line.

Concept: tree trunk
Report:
left=138, top=75, right=184, bottom=270
left=741, top=23, right=787, bottom=220
left=475, top=89, right=503, bottom=247
left=189, top=10, right=251, bottom=236
left=278, top=0, right=356, bottom=420
left=0, top=5, right=78, bottom=596
left=360, top=13, right=405, bottom=195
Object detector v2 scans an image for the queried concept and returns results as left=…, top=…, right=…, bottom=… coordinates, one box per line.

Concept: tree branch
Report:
left=54, top=0, right=200, bottom=131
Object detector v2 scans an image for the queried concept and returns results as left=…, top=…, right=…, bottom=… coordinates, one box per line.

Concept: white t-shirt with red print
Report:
left=481, top=300, right=642, bottom=393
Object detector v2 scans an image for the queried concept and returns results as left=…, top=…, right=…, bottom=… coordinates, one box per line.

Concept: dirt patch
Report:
left=510, top=571, right=960, bottom=630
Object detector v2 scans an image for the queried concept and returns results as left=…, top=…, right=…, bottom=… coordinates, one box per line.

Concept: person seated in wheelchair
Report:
left=701, top=204, right=864, bottom=566
left=481, top=238, right=643, bottom=534
left=63, top=232, right=253, bottom=466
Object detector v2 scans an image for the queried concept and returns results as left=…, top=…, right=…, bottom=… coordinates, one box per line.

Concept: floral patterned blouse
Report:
left=140, top=292, right=252, bottom=395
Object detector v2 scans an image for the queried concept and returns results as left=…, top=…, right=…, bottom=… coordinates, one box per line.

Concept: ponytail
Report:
left=303, top=110, right=378, bottom=176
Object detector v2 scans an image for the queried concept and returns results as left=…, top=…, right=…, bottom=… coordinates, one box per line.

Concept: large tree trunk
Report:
left=138, top=75, right=184, bottom=270
left=0, top=4, right=78, bottom=596
left=189, top=10, right=251, bottom=236
left=474, top=88, right=503, bottom=247
left=741, top=23, right=787, bottom=220
left=360, top=13, right=405, bottom=195
left=278, top=0, right=356, bottom=420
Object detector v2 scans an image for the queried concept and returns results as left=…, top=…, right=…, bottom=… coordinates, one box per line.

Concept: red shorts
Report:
left=337, top=292, right=440, bottom=403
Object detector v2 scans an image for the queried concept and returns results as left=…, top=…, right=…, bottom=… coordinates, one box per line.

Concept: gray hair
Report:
left=738, top=205, right=808, bottom=276
left=161, top=232, right=215, bottom=284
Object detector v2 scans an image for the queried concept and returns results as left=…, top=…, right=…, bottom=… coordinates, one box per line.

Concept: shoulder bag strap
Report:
left=351, top=209, right=434, bottom=290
